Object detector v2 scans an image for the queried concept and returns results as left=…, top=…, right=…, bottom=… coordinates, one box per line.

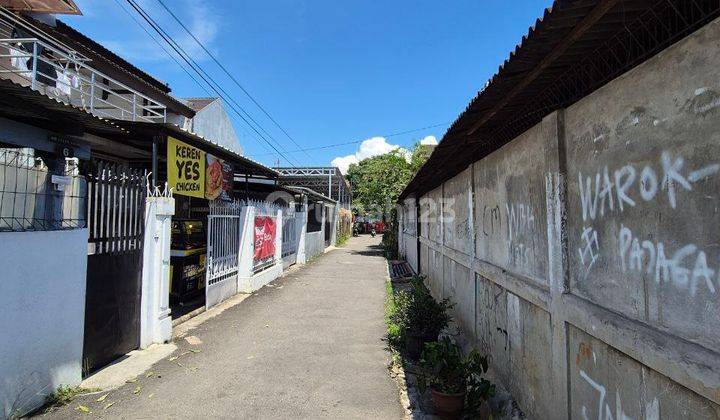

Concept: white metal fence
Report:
left=205, top=200, right=242, bottom=309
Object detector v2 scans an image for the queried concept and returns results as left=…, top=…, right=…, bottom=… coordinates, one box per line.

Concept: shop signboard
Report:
left=205, top=154, right=233, bottom=202
left=167, top=137, right=234, bottom=201
left=253, top=216, right=276, bottom=262
left=167, top=136, right=205, bottom=198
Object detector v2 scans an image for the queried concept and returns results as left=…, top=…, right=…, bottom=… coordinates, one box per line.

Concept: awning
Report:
left=0, top=77, right=126, bottom=137
left=105, top=121, right=279, bottom=179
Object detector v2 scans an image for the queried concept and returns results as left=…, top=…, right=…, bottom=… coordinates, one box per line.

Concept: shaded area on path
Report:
left=39, top=235, right=402, bottom=419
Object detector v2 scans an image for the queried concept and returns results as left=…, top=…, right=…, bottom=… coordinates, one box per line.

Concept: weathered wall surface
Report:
left=473, top=124, right=549, bottom=285
left=399, top=17, right=720, bottom=419
left=565, top=19, right=720, bottom=350
left=398, top=198, right=419, bottom=272
left=443, top=168, right=473, bottom=256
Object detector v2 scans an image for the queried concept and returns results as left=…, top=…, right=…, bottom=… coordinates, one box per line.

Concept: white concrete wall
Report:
left=408, top=18, right=720, bottom=418
left=304, top=231, right=325, bottom=260
left=0, top=229, right=88, bottom=417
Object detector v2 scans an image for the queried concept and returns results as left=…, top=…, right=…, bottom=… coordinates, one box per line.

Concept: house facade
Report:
left=0, top=4, right=335, bottom=416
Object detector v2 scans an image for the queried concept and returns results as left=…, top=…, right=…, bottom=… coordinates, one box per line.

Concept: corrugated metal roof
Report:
left=114, top=121, right=280, bottom=178
left=399, top=0, right=720, bottom=200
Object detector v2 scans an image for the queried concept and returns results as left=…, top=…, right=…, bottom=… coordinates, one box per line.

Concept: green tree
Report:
left=346, top=142, right=433, bottom=218
left=410, top=144, right=434, bottom=173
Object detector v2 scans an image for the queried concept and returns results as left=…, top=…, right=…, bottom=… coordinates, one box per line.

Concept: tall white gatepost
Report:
left=236, top=205, right=255, bottom=292
left=295, top=201, right=308, bottom=264
left=140, top=192, right=174, bottom=349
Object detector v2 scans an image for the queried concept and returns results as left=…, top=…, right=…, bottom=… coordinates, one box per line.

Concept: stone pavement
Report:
left=38, top=235, right=403, bottom=419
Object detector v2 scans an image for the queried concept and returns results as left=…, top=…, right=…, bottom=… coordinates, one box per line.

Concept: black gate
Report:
left=324, top=205, right=334, bottom=246
left=82, top=163, right=146, bottom=375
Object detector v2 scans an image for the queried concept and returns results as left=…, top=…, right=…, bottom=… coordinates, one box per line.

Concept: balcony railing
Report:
left=0, top=37, right=167, bottom=123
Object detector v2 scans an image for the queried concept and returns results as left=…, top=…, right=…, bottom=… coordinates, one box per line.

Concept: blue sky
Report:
left=66, top=0, right=551, bottom=170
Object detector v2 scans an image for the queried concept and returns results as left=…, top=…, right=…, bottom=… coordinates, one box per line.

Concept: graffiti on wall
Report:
left=579, top=369, right=660, bottom=420
left=480, top=201, right=540, bottom=270
left=575, top=150, right=719, bottom=296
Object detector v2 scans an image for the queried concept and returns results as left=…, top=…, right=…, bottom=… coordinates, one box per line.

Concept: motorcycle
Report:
left=370, top=227, right=376, bottom=237
left=352, top=223, right=360, bottom=237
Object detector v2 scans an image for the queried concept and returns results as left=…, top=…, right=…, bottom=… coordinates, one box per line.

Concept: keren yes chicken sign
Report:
left=167, top=136, right=233, bottom=200
left=168, top=136, right=206, bottom=198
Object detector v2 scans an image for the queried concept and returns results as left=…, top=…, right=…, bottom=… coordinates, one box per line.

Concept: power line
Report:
left=154, top=0, right=317, bottom=165
left=113, top=0, right=283, bottom=162
left=253, top=121, right=450, bottom=156
left=124, top=0, right=299, bottom=166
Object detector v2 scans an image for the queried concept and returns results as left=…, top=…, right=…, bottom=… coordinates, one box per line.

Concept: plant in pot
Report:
left=417, top=337, right=495, bottom=419
left=392, top=276, right=453, bottom=359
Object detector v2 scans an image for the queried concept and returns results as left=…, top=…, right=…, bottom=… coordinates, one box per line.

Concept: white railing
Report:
left=0, top=37, right=167, bottom=123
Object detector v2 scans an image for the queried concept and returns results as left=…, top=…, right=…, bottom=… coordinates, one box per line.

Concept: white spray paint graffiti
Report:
left=505, top=203, right=537, bottom=268
left=580, top=370, right=660, bottom=420
left=579, top=227, right=601, bottom=279
left=618, top=225, right=718, bottom=296
left=575, top=151, right=719, bottom=286
left=480, top=201, right=539, bottom=269
left=578, top=151, right=719, bottom=221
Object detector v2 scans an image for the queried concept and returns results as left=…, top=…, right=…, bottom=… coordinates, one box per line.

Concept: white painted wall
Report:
left=237, top=208, right=284, bottom=293
left=0, top=229, right=88, bottom=417
left=304, top=231, right=325, bottom=260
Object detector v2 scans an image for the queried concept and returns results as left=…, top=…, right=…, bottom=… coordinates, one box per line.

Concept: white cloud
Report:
left=330, top=155, right=359, bottom=174
left=420, top=135, right=438, bottom=146
left=331, top=136, right=406, bottom=174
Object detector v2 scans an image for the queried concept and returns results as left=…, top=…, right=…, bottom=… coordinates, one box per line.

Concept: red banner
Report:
left=253, top=216, right=276, bottom=262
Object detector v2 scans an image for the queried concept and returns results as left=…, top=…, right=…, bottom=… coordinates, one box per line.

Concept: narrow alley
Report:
left=39, top=236, right=403, bottom=419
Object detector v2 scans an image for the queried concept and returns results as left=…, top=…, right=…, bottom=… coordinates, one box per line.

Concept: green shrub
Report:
left=384, top=281, right=403, bottom=349
left=390, top=275, right=453, bottom=339
left=418, top=336, right=495, bottom=403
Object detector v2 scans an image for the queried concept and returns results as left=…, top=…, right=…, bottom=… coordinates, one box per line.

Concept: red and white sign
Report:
left=253, top=216, right=276, bottom=262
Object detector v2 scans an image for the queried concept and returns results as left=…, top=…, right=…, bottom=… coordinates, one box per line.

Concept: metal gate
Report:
left=205, top=200, right=241, bottom=309
left=83, top=163, right=146, bottom=375
left=281, top=206, right=302, bottom=268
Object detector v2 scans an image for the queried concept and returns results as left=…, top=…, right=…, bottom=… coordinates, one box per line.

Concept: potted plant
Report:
left=391, top=276, right=453, bottom=359
left=418, top=337, right=495, bottom=419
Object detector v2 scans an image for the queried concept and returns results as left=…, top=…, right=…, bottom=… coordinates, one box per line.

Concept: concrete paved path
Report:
left=40, top=235, right=403, bottom=419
